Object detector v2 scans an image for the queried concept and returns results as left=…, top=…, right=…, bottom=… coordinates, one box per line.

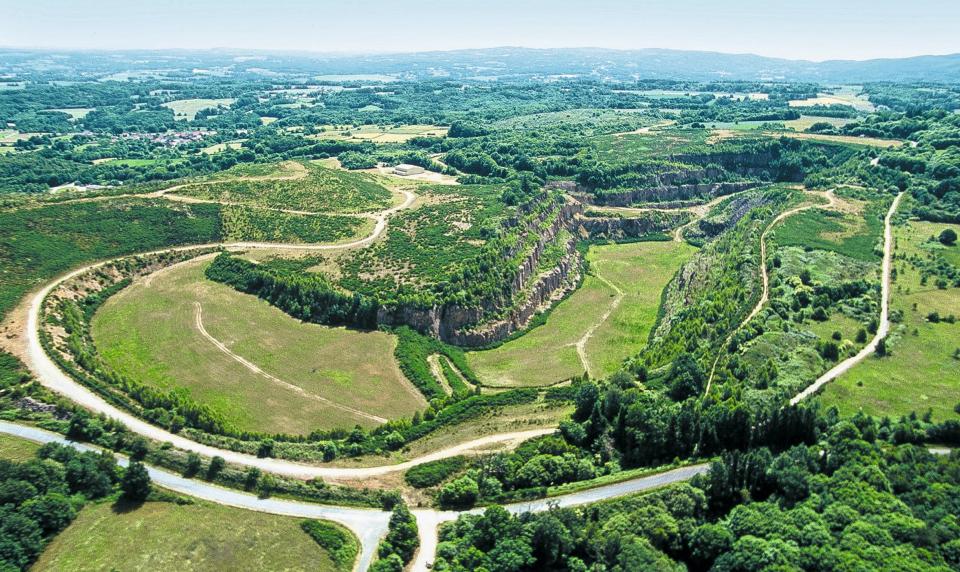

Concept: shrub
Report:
left=438, top=476, right=480, bottom=509
left=121, top=461, right=152, bottom=501
left=301, top=520, right=359, bottom=572
left=403, top=456, right=467, bottom=489
left=939, top=228, right=957, bottom=246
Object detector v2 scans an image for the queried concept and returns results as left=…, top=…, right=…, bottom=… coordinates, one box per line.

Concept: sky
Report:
left=4, top=0, right=959, bottom=61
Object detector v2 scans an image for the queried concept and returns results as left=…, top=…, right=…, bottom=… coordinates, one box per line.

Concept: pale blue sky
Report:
left=4, top=0, right=958, bottom=61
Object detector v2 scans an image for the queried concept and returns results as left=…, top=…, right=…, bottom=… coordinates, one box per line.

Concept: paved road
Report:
left=0, top=421, right=707, bottom=572
left=791, top=192, right=903, bottom=404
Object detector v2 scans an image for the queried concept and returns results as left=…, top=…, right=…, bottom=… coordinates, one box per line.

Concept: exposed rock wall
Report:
left=579, top=213, right=680, bottom=240
left=589, top=181, right=760, bottom=207
left=377, top=195, right=586, bottom=347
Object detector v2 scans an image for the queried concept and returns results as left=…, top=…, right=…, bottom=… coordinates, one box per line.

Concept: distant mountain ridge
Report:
left=2, top=46, right=959, bottom=82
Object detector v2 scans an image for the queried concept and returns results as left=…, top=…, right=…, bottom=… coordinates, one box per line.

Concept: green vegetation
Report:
left=0, top=199, right=221, bottom=319
left=0, top=441, right=151, bottom=571
left=772, top=198, right=885, bottom=262
left=173, top=161, right=393, bottom=214
left=162, top=98, right=236, bottom=120
left=93, top=257, right=423, bottom=434
left=0, top=433, right=41, bottom=462
left=823, top=221, right=960, bottom=420
left=404, top=456, right=468, bottom=489
left=434, top=415, right=960, bottom=571
left=469, top=240, right=696, bottom=386
left=34, top=501, right=339, bottom=572
left=371, top=503, right=419, bottom=572
left=300, top=520, right=359, bottom=572
left=220, top=205, right=370, bottom=244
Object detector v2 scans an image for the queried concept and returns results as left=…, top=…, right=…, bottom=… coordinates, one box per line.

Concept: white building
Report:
left=393, top=163, right=425, bottom=176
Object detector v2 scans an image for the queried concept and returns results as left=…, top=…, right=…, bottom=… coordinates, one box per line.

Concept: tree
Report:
left=939, top=228, right=957, bottom=246
left=184, top=452, right=202, bottom=477
left=438, top=476, right=480, bottom=509
left=206, top=456, right=225, bottom=480
left=121, top=461, right=151, bottom=501
left=379, top=504, right=419, bottom=564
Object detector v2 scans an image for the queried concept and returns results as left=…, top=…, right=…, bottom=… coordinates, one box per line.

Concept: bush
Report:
left=403, top=456, right=467, bottom=489
left=301, top=520, right=359, bottom=572
left=438, top=475, right=480, bottom=509
left=121, top=461, right=152, bottom=501
left=939, top=228, right=957, bottom=246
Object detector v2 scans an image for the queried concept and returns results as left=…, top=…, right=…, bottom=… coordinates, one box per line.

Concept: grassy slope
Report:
left=33, top=501, right=337, bottom=572
left=586, top=241, right=698, bottom=378
left=174, top=162, right=392, bottom=214
left=822, top=221, right=960, bottom=421
left=92, top=258, right=424, bottom=435
left=0, top=199, right=221, bottom=320
left=0, top=433, right=41, bottom=462
left=468, top=240, right=695, bottom=386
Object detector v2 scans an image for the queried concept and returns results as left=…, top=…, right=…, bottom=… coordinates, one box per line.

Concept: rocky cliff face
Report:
left=589, top=181, right=760, bottom=207
left=377, top=194, right=586, bottom=347
left=579, top=213, right=681, bottom=240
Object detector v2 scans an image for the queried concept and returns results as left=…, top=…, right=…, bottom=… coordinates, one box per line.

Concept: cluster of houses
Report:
left=112, top=130, right=214, bottom=146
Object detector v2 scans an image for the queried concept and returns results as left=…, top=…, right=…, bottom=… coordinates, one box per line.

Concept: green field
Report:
left=310, top=124, right=448, bottom=143
left=173, top=162, right=393, bottom=214
left=33, top=501, right=341, bottom=572
left=43, top=107, right=95, bottom=120
left=772, top=199, right=884, bottom=262
left=468, top=240, right=696, bottom=386
left=822, top=221, right=960, bottom=421
left=0, top=433, right=41, bottom=461
left=92, top=258, right=425, bottom=434
left=162, top=98, right=236, bottom=120
left=219, top=205, right=372, bottom=244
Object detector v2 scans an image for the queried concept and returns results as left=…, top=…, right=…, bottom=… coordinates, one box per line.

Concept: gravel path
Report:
left=791, top=192, right=903, bottom=404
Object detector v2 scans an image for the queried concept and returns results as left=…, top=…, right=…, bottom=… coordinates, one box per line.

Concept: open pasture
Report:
left=310, top=124, right=448, bottom=144
left=171, top=161, right=394, bottom=214
left=468, top=240, right=696, bottom=386
left=772, top=197, right=885, bottom=262
left=788, top=87, right=875, bottom=111
left=42, top=107, right=95, bottom=120
left=92, top=258, right=425, bottom=435
left=33, top=501, right=343, bottom=572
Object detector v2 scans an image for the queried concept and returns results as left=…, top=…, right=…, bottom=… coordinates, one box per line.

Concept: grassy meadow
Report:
left=92, top=258, right=425, bottom=434
left=0, top=433, right=41, bottom=462
left=32, top=501, right=341, bottom=572
left=468, top=240, right=696, bottom=386
left=162, top=98, right=236, bottom=120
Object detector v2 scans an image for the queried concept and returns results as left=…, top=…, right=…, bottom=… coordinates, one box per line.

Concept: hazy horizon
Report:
left=6, top=0, right=959, bottom=62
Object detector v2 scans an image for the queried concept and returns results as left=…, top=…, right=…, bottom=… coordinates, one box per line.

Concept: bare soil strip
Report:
left=573, top=272, right=624, bottom=378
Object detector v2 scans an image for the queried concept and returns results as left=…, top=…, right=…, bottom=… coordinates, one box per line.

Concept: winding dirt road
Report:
left=704, top=190, right=837, bottom=395
left=791, top=192, right=903, bottom=404
left=573, top=272, right=623, bottom=378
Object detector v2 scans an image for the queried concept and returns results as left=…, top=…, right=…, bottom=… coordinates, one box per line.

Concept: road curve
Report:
left=410, top=464, right=710, bottom=572
left=18, top=183, right=559, bottom=479
left=0, top=421, right=706, bottom=572
left=791, top=192, right=904, bottom=404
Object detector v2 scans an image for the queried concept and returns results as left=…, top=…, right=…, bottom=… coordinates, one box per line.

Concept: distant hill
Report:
left=2, top=46, right=959, bottom=83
